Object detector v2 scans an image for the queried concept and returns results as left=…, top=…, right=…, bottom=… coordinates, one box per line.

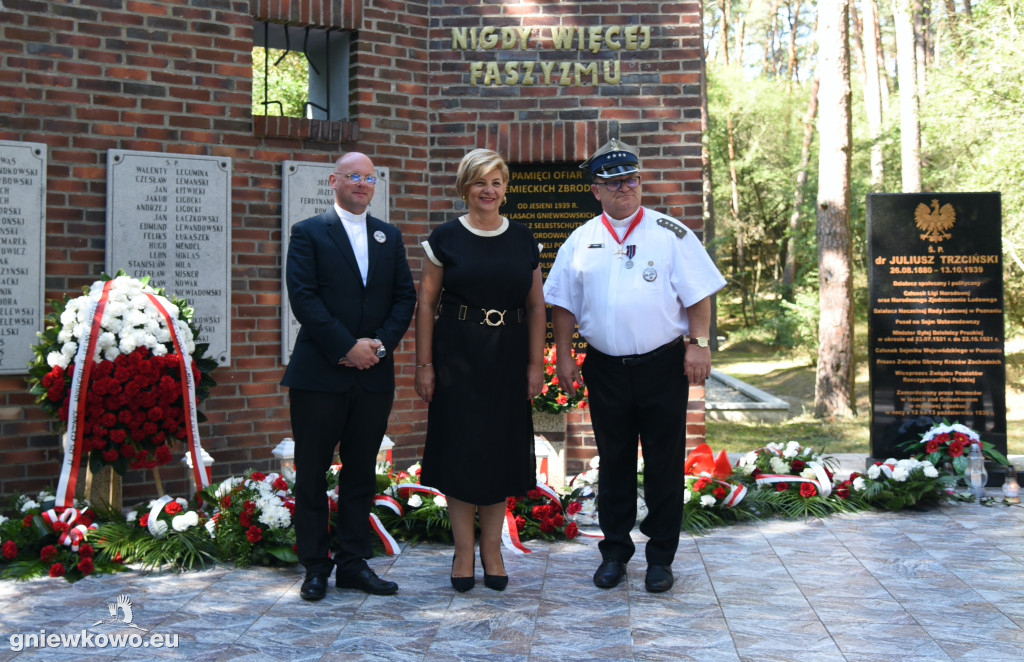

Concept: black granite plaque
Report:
left=867, top=193, right=1006, bottom=464
left=505, top=163, right=601, bottom=347
left=0, top=140, right=46, bottom=375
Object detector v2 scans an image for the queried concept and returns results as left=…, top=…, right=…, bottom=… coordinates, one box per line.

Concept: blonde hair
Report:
left=455, top=149, right=509, bottom=198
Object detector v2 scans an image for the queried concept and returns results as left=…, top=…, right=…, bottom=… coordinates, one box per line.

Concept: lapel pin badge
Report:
left=374, top=230, right=386, bottom=244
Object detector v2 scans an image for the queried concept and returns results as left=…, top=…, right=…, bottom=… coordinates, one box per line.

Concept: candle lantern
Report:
left=272, top=437, right=296, bottom=483
left=1002, top=464, right=1020, bottom=505
left=377, top=435, right=394, bottom=476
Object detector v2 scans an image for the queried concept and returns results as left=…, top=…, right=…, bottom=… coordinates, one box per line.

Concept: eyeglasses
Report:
left=599, top=176, right=640, bottom=192
left=336, top=172, right=378, bottom=186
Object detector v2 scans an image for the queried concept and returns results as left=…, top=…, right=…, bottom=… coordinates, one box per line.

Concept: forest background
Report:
left=254, top=0, right=1024, bottom=456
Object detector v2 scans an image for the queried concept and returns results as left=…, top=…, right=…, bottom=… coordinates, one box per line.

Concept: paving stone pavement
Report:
left=1, top=471, right=1022, bottom=661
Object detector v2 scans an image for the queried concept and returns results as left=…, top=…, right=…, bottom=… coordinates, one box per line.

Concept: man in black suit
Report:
left=282, top=152, right=416, bottom=600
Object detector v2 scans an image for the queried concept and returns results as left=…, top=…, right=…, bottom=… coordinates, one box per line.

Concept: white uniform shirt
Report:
left=335, top=203, right=369, bottom=285
left=543, top=207, right=727, bottom=356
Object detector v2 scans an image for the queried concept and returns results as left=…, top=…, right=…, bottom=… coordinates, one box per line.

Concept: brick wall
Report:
left=0, top=0, right=704, bottom=504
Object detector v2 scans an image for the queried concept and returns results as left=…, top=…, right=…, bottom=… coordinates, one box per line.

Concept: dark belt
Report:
left=589, top=336, right=683, bottom=367
left=437, top=303, right=525, bottom=326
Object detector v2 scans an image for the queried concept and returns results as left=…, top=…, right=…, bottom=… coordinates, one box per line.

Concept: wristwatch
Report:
left=374, top=339, right=387, bottom=358
left=689, top=336, right=710, bottom=348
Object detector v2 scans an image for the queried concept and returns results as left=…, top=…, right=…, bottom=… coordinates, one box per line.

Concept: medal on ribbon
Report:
left=624, top=245, right=636, bottom=269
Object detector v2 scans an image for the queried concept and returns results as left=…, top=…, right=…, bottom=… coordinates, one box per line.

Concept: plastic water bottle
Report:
left=968, top=441, right=988, bottom=498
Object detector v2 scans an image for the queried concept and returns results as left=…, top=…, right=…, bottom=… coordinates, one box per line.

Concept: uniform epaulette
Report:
left=656, top=216, right=688, bottom=239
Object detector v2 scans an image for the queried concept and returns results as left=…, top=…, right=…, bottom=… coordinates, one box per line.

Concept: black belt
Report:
left=589, top=336, right=683, bottom=367
left=437, top=303, right=525, bottom=326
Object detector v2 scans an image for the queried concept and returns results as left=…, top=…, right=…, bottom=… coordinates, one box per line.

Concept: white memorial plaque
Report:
left=107, top=150, right=232, bottom=365
left=0, top=140, right=46, bottom=375
left=280, top=161, right=389, bottom=364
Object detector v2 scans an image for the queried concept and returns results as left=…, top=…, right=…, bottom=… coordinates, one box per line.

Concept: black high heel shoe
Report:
left=480, top=555, right=508, bottom=592
left=450, top=554, right=474, bottom=592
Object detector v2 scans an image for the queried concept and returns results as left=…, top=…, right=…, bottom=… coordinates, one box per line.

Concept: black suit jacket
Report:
left=281, top=209, right=416, bottom=393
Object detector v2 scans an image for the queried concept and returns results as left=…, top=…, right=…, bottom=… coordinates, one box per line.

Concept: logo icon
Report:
left=914, top=199, right=956, bottom=243
left=93, top=595, right=148, bottom=631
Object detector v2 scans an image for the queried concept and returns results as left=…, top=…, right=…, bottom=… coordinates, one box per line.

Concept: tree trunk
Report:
left=814, top=0, right=856, bottom=419
left=893, top=0, right=923, bottom=192
left=782, top=77, right=819, bottom=301
left=785, top=1, right=802, bottom=90
left=863, top=0, right=886, bottom=190
left=871, top=0, right=891, bottom=111
left=914, top=0, right=929, bottom=96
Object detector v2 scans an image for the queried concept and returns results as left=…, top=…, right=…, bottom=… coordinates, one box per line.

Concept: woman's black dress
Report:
left=419, top=217, right=539, bottom=505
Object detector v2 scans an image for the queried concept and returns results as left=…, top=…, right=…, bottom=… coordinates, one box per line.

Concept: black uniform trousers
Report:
left=582, top=339, right=689, bottom=566
left=290, top=385, right=393, bottom=577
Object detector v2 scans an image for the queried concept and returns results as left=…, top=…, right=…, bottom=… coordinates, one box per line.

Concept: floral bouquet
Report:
left=373, top=463, right=453, bottom=545
left=682, top=444, right=754, bottom=533
left=91, top=495, right=217, bottom=571
left=27, top=273, right=218, bottom=485
left=0, top=492, right=126, bottom=583
left=201, top=471, right=297, bottom=567
left=733, top=442, right=860, bottom=518
left=841, top=458, right=956, bottom=511
left=532, top=345, right=588, bottom=414
left=565, top=456, right=601, bottom=526
left=901, top=420, right=1009, bottom=476
left=506, top=485, right=581, bottom=543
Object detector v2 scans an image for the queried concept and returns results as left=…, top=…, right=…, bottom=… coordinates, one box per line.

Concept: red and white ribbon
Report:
left=372, top=494, right=405, bottom=517
left=501, top=509, right=532, bottom=555
left=56, top=281, right=114, bottom=510
left=146, top=293, right=208, bottom=492
left=41, top=507, right=97, bottom=552
left=369, top=513, right=400, bottom=555
left=395, top=484, right=445, bottom=499
left=754, top=461, right=833, bottom=497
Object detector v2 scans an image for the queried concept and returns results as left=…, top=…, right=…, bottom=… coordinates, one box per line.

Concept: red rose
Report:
left=552, top=514, right=564, bottom=528
left=40, top=545, right=59, bottom=563
left=835, top=483, right=851, bottom=500
left=567, top=501, right=583, bottom=515
left=539, top=519, right=556, bottom=534
left=246, top=526, right=263, bottom=543
left=532, top=505, right=547, bottom=520
left=78, top=543, right=95, bottom=559
left=776, top=482, right=790, bottom=492
left=222, top=494, right=232, bottom=508
left=102, top=449, right=119, bottom=463
left=240, top=511, right=253, bottom=528
left=164, top=501, right=183, bottom=515
left=52, top=521, right=69, bottom=534
left=139, top=513, right=149, bottom=528
left=791, top=460, right=807, bottom=473
left=77, top=558, right=95, bottom=576
left=506, top=497, right=518, bottom=510
left=49, top=563, right=66, bottom=578
left=251, top=472, right=267, bottom=482
left=713, top=486, right=728, bottom=499
left=1, top=540, right=17, bottom=560
left=273, top=477, right=289, bottom=492
left=515, top=515, right=527, bottom=532
left=800, top=483, right=818, bottom=498
left=154, top=445, right=172, bottom=465
left=565, top=522, right=579, bottom=539
left=694, top=477, right=711, bottom=491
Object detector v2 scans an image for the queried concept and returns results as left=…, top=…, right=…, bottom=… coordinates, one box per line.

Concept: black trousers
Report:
left=289, top=385, right=393, bottom=576
left=582, top=340, right=689, bottom=566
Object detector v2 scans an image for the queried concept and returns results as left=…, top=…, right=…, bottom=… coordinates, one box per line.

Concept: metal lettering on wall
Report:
left=867, top=192, right=1006, bottom=461
left=0, top=140, right=46, bottom=375
left=280, top=161, right=390, bottom=364
left=506, top=162, right=600, bottom=347
left=106, top=150, right=232, bottom=365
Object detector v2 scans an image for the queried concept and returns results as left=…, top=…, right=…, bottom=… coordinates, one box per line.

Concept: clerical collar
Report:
left=335, top=204, right=366, bottom=225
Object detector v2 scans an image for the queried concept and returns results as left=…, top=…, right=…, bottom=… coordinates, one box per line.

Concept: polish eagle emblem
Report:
left=914, top=199, right=955, bottom=243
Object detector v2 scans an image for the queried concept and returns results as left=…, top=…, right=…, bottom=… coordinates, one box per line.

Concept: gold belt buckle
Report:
left=481, top=309, right=506, bottom=326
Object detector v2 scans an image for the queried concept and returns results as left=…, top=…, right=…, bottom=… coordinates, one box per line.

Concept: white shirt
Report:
left=335, top=203, right=369, bottom=285
left=543, top=207, right=727, bottom=356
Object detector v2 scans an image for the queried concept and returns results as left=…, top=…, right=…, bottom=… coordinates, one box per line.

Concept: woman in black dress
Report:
left=415, top=149, right=546, bottom=591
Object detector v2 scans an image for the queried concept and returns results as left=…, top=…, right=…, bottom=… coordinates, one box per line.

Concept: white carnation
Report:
left=892, top=467, right=910, bottom=482
left=433, top=495, right=448, bottom=508
left=800, top=467, right=817, bottom=480
left=923, top=464, right=939, bottom=478
left=700, top=494, right=717, bottom=508
left=126, top=511, right=138, bottom=522
left=47, top=351, right=70, bottom=369
left=867, top=465, right=881, bottom=480
left=683, top=490, right=692, bottom=504
left=20, top=499, right=40, bottom=512
left=407, top=494, right=423, bottom=508
left=770, top=457, right=789, bottom=474
left=853, top=477, right=866, bottom=491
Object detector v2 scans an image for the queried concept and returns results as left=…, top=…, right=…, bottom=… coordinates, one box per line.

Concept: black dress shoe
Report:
left=480, top=557, right=508, bottom=592
left=645, top=564, right=674, bottom=593
left=451, top=554, right=475, bottom=592
left=593, top=560, right=626, bottom=589
left=335, top=567, right=398, bottom=595
left=299, top=572, right=329, bottom=601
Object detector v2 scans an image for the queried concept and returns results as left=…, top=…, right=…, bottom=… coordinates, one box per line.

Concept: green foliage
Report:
left=252, top=47, right=310, bottom=118
left=920, top=0, right=1024, bottom=337
left=92, top=519, right=218, bottom=572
